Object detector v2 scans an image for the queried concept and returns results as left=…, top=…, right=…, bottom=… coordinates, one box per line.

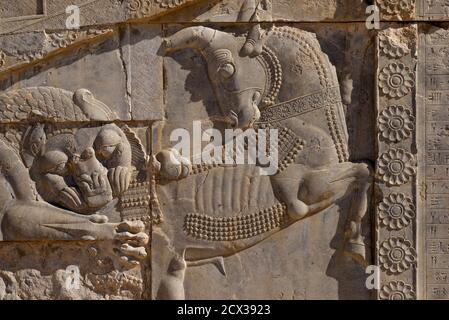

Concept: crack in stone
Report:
left=119, top=25, right=132, bottom=119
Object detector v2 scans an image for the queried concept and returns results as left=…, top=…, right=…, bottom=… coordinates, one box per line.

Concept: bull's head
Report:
left=163, top=26, right=267, bottom=129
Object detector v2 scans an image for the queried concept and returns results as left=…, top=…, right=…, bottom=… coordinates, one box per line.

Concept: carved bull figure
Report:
left=153, top=24, right=373, bottom=299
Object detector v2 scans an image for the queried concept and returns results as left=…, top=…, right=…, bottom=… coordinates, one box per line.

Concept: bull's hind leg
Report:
left=320, top=162, right=373, bottom=265
left=340, top=163, right=373, bottom=266
left=273, top=162, right=373, bottom=265
left=271, top=164, right=352, bottom=221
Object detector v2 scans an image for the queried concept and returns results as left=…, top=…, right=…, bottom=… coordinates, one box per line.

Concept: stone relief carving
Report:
left=0, top=87, right=149, bottom=270
left=376, top=25, right=417, bottom=300
left=379, top=33, right=411, bottom=59
left=377, top=0, right=416, bottom=19
left=378, top=193, right=415, bottom=230
left=418, top=25, right=449, bottom=300
left=377, top=148, right=416, bottom=186
left=152, top=22, right=374, bottom=298
left=379, top=237, right=417, bottom=274
left=378, top=105, right=415, bottom=143
left=1, top=0, right=447, bottom=301
left=0, top=28, right=114, bottom=74
left=378, top=62, right=415, bottom=98
left=379, top=280, right=416, bottom=300
left=127, top=0, right=197, bottom=19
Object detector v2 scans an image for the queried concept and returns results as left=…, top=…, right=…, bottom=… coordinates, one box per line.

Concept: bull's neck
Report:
left=256, top=45, right=283, bottom=109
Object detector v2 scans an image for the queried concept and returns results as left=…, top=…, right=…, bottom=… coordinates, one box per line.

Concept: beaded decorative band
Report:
left=184, top=202, right=288, bottom=241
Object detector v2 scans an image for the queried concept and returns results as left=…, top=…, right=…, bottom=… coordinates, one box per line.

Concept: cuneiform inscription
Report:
left=428, top=254, right=449, bottom=268
left=426, top=75, right=449, bottom=89
left=427, top=195, right=449, bottom=209
left=419, top=0, right=449, bottom=17
left=426, top=106, right=449, bottom=121
left=427, top=285, right=449, bottom=299
left=427, top=269, right=449, bottom=284
left=426, top=152, right=449, bottom=165
left=424, top=31, right=449, bottom=300
left=427, top=225, right=449, bottom=239
left=426, top=166, right=449, bottom=179
left=428, top=240, right=449, bottom=254
left=426, top=181, right=449, bottom=194
left=428, top=210, right=449, bottom=223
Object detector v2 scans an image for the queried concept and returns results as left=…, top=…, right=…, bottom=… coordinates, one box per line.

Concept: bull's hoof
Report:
left=343, top=240, right=367, bottom=267
left=286, top=200, right=309, bottom=221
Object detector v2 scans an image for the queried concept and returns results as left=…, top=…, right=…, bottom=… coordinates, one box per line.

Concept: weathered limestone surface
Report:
left=0, top=0, right=446, bottom=300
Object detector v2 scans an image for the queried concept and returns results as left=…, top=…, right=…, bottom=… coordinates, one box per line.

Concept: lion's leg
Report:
left=1, top=200, right=115, bottom=241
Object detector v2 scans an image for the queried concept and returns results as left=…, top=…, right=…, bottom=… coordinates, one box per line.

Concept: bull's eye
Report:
left=218, top=63, right=235, bottom=79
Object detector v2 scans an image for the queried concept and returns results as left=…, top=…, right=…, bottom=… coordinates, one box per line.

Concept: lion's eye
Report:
left=218, top=63, right=235, bottom=79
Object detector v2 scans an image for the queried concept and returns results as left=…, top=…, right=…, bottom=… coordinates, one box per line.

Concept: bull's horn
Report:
left=163, top=26, right=230, bottom=54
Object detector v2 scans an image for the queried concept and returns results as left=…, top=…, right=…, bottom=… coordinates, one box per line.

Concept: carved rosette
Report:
left=378, top=105, right=415, bottom=143
left=378, top=63, right=415, bottom=98
left=379, top=237, right=417, bottom=274
left=377, top=148, right=416, bottom=186
left=376, top=0, right=416, bottom=20
left=378, top=193, right=415, bottom=230
left=379, top=281, right=416, bottom=300
left=379, top=34, right=411, bottom=59
left=376, top=26, right=417, bottom=299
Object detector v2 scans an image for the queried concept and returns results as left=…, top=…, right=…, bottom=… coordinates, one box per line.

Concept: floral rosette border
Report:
left=375, top=26, right=417, bottom=299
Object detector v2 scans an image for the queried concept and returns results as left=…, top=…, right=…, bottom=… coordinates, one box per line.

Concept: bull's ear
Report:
left=21, top=123, right=47, bottom=168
